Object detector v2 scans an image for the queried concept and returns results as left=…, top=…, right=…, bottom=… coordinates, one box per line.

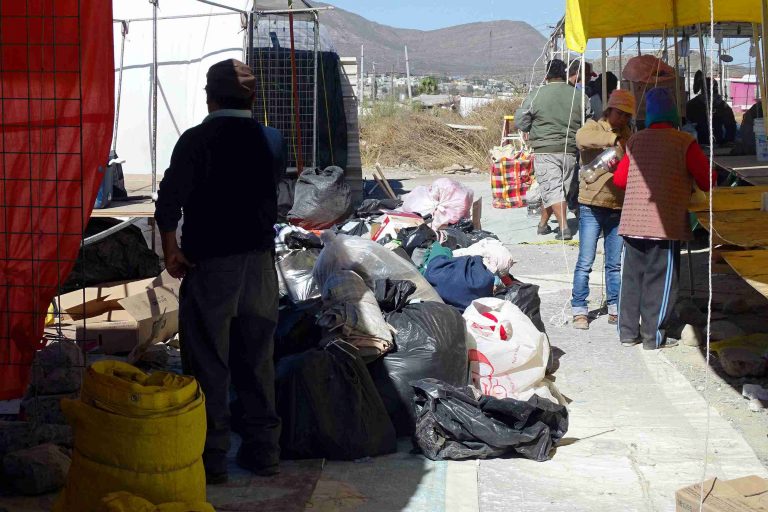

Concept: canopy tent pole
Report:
left=637, top=36, right=641, bottom=56
left=581, top=52, right=586, bottom=122
left=761, top=4, right=768, bottom=135
left=288, top=0, right=304, bottom=174
left=671, top=0, right=681, bottom=119
left=312, top=11, right=318, bottom=168
left=112, top=22, right=129, bottom=154
left=698, top=24, right=710, bottom=114
left=601, top=38, right=608, bottom=106
left=754, top=25, right=763, bottom=101
left=618, top=37, right=623, bottom=89
left=150, top=0, right=158, bottom=197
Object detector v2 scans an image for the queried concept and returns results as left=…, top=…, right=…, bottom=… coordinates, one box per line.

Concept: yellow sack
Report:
left=99, top=491, right=215, bottom=512
left=54, top=361, right=207, bottom=512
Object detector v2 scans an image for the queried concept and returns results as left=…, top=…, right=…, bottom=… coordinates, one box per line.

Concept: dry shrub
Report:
left=360, top=98, right=523, bottom=172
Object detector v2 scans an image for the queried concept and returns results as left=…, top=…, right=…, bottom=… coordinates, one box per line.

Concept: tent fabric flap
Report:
left=566, top=0, right=762, bottom=52
left=0, top=0, right=114, bottom=399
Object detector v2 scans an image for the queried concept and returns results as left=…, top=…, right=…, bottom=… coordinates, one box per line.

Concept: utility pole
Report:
left=372, top=62, right=377, bottom=101
left=391, top=65, right=395, bottom=100
left=405, top=45, right=412, bottom=100
left=359, top=44, right=364, bottom=106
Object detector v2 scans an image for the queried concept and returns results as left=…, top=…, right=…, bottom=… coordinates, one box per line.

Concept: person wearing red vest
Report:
left=612, top=88, right=716, bottom=350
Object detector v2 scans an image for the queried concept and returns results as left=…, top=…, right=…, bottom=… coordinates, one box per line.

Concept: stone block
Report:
left=2, top=443, right=70, bottom=495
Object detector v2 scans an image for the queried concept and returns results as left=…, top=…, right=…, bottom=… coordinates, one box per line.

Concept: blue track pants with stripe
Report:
left=618, top=237, right=680, bottom=348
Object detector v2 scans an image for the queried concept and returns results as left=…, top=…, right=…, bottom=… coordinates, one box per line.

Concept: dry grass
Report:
left=360, top=98, right=523, bottom=172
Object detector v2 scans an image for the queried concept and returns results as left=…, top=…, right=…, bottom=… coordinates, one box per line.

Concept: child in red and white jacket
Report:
left=612, top=88, right=716, bottom=350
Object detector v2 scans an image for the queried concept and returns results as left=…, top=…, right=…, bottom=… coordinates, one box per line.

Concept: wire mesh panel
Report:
left=249, top=12, right=317, bottom=170
left=0, top=0, right=114, bottom=400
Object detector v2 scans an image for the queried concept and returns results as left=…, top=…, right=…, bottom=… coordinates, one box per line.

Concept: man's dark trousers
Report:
left=618, top=237, right=680, bottom=348
left=179, top=249, right=280, bottom=474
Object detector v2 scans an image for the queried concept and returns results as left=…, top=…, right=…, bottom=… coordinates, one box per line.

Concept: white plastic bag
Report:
left=464, top=298, right=560, bottom=404
left=401, top=178, right=474, bottom=229
left=276, top=250, right=320, bottom=304
left=313, top=232, right=443, bottom=303
left=453, top=238, right=515, bottom=275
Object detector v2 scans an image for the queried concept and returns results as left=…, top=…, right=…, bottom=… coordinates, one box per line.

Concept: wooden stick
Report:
left=374, top=163, right=397, bottom=199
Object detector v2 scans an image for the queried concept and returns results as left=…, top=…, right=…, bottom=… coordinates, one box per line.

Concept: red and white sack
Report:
left=463, top=298, right=561, bottom=404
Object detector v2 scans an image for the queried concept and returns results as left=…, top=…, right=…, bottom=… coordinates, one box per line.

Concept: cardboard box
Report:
left=676, top=476, right=768, bottom=512
left=371, top=211, right=424, bottom=242
left=59, top=272, right=180, bottom=354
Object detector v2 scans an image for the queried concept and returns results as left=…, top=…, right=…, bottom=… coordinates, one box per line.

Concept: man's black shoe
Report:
left=236, top=451, right=280, bottom=477
left=206, top=471, right=229, bottom=485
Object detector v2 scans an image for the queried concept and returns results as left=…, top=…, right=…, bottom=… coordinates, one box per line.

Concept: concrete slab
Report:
left=477, top=245, right=767, bottom=512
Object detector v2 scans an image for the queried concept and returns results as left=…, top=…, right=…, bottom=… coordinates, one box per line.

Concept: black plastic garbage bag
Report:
left=277, top=177, right=296, bottom=223
left=285, top=230, right=323, bottom=250
left=274, top=302, right=323, bottom=361
left=443, top=219, right=500, bottom=248
left=374, top=279, right=417, bottom=313
left=276, top=343, right=397, bottom=460
left=356, top=198, right=403, bottom=218
left=63, top=218, right=160, bottom=293
left=287, top=166, right=352, bottom=229
left=495, top=279, right=546, bottom=333
left=411, top=378, right=568, bottom=462
left=398, top=224, right=437, bottom=256
left=368, top=302, right=468, bottom=436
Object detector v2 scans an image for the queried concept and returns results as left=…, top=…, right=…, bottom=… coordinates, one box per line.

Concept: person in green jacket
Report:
left=516, top=59, right=592, bottom=240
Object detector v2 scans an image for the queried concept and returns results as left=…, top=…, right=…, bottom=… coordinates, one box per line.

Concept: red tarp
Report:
left=0, top=0, right=114, bottom=399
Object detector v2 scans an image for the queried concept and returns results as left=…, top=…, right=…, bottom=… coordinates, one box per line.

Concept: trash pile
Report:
left=276, top=175, right=568, bottom=459
left=0, top=175, right=569, bottom=502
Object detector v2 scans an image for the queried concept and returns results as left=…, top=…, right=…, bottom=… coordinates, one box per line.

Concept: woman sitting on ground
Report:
left=570, top=90, right=635, bottom=330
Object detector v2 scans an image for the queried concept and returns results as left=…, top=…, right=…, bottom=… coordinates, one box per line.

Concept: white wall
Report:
left=112, top=0, right=250, bottom=175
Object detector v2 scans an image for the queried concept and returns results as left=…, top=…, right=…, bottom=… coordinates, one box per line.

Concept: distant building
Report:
left=729, top=75, right=758, bottom=113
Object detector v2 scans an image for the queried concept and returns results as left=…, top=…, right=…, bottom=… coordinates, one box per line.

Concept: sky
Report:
left=323, top=0, right=565, bottom=36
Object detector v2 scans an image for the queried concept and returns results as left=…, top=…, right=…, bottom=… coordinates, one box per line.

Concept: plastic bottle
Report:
left=579, top=146, right=621, bottom=184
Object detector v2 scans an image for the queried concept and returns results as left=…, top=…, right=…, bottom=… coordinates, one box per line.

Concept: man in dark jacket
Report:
left=155, top=59, right=285, bottom=484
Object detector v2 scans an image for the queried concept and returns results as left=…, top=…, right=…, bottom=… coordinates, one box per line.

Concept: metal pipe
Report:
left=312, top=11, right=319, bottom=169
left=113, top=12, right=239, bottom=23
left=761, top=3, right=768, bottom=135
left=255, top=6, right=334, bottom=15
left=288, top=1, right=304, bottom=173
left=359, top=44, right=364, bottom=106
left=618, top=37, right=623, bottom=89
left=82, top=218, right=143, bottom=247
left=698, top=24, right=710, bottom=112
left=197, top=0, right=246, bottom=13
left=601, top=38, right=608, bottom=107
left=581, top=52, right=586, bottom=123
left=112, top=21, right=128, bottom=153
left=754, top=24, right=764, bottom=103
left=151, top=0, right=158, bottom=196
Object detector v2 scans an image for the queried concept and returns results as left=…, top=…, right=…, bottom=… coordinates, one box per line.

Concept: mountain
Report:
left=319, top=5, right=548, bottom=78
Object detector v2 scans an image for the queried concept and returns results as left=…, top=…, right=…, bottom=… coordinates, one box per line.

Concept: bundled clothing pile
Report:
left=268, top=176, right=567, bottom=462
left=317, top=270, right=394, bottom=361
